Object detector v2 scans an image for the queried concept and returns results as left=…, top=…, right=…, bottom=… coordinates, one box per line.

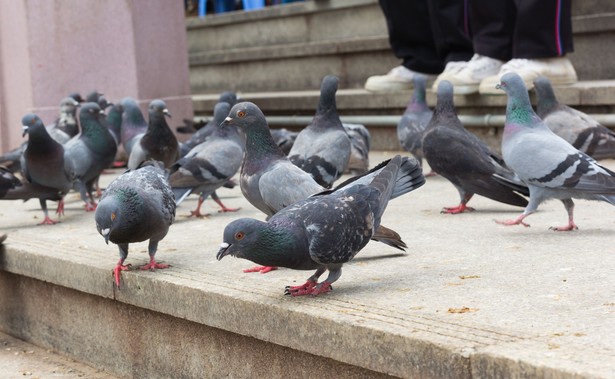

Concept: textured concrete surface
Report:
left=0, top=152, right=614, bottom=378
left=0, top=331, right=115, bottom=378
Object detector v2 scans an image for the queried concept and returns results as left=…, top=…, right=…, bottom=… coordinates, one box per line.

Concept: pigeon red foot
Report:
left=243, top=265, right=277, bottom=274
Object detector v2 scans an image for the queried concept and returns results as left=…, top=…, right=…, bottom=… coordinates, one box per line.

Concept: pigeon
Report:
left=169, top=102, right=244, bottom=217
left=534, top=76, right=615, bottom=160
left=95, top=161, right=176, bottom=288
left=288, top=75, right=351, bottom=188
left=64, top=102, right=118, bottom=210
left=127, top=100, right=180, bottom=170
left=270, top=128, right=298, bottom=155
left=48, top=97, right=81, bottom=140
left=397, top=75, right=433, bottom=169
left=422, top=80, right=528, bottom=214
left=86, top=90, right=112, bottom=111
left=119, top=97, right=148, bottom=156
left=20, top=114, right=75, bottom=224
left=179, top=101, right=234, bottom=158
left=0, top=166, right=62, bottom=202
left=176, top=91, right=237, bottom=135
left=105, top=102, right=123, bottom=145
left=217, top=155, right=419, bottom=296
left=343, top=123, right=370, bottom=175
left=495, top=72, right=615, bottom=230
left=222, top=101, right=425, bottom=273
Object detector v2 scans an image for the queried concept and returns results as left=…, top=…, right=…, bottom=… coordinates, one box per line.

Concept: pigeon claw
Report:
left=441, top=204, right=474, bottom=214
left=217, top=206, right=241, bottom=213
left=285, top=281, right=332, bottom=296
left=113, top=263, right=132, bottom=289
left=189, top=209, right=210, bottom=218
left=243, top=265, right=278, bottom=274
left=39, top=216, right=59, bottom=225
left=139, top=261, right=171, bottom=272
left=84, top=202, right=97, bottom=212
left=549, top=223, right=578, bottom=232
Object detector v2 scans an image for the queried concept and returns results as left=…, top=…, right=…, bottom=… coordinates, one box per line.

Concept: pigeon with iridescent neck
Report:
left=217, top=155, right=421, bottom=296
left=496, top=72, right=615, bottom=230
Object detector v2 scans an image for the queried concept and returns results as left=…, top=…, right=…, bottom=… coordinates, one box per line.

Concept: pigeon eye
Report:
left=235, top=231, right=245, bottom=240
left=111, top=213, right=116, bottom=221
left=237, top=111, right=246, bottom=118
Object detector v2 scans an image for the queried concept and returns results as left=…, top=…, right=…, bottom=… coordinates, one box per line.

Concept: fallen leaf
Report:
left=459, top=275, right=480, bottom=280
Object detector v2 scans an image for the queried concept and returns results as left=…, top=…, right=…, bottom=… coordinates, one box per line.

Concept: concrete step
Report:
left=1, top=156, right=615, bottom=378
left=187, top=0, right=615, bottom=94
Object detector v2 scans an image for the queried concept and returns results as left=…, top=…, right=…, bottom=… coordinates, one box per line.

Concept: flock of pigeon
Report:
left=2, top=72, right=615, bottom=296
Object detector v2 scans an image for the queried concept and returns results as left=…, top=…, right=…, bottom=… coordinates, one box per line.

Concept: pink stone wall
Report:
left=0, top=0, right=193, bottom=152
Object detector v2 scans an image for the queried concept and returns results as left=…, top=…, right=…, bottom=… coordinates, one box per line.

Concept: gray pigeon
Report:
left=343, top=123, right=370, bottom=175
left=217, top=155, right=418, bottom=296
left=496, top=72, right=615, bottom=230
left=170, top=102, right=244, bottom=217
left=21, top=114, right=75, bottom=224
left=223, top=101, right=425, bottom=273
left=127, top=99, right=180, bottom=170
left=46, top=97, right=81, bottom=142
left=422, top=80, right=528, bottom=214
left=288, top=75, right=351, bottom=188
left=397, top=75, right=432, bottom=169
left=105, top=102, right=123, bottom=146
left=95, top=161, right=176, bottom=288
left=119, top=97, right=148, bottom=156
left=179, top=101, right=234, bottom=158
left=534, top=76, right=615, bottom=160
left=64, top=102, right=118, bottom=211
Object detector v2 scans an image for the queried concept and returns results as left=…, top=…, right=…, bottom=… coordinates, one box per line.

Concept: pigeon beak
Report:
left=22, top=126, right=29, bottom=137
left=220, top=116, right=232, bottom=128
left=495, top=83, right=503, bottom=90
left=163, top=109, right=172, bottom=118
left=101, top=228, right=110, bottom=244
left=216, top=242, right=232, bottom=260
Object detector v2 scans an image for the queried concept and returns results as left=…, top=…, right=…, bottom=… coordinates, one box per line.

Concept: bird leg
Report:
left=55, top=198, right=65, bottom=217
left=441, top=193, right=474, bottom=214
left=38, top=199, right=59, bottom=225
left=189, top=195, right=209, bottom=218
left=549, top=199, right=578, bottom=231
left=285, top=267, right=333, bottom=296
left=211, top=192, right=240, bottom=213
left=243, top=265, right=278, bottom=274
left=113, top=259, right=132, bottom=289
left=139, top=241, right=170, bottom=271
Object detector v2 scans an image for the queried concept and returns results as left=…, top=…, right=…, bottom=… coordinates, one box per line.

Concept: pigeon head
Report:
left=68, top=92, right=84, bottom=103
left=21, top=113, right=45, bottom=137
left=218, top=91, right=238, bottom=107
left=80, top=102, right=104, bottom=119
left=316, top=75, right=339, bottom=115
left=222, top=102, right=265, bottom=130
left=59, top=97, right=80, bottom=114
left=216, top=218, right=271, bottom=261
left=95, top=196, right=120, bottom=244
left=533, top=76, right=558, bottom=114
left=148, top=99, right=171, bottom=119
left=497, top=72, right=537, bottom=126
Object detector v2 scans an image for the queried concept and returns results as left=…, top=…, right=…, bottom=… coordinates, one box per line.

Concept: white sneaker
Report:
left=364, top=66, right=435, bottom=92
left=479, top=57, right=578, bottom=95
left=433, top=54, right=503, bottom=94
